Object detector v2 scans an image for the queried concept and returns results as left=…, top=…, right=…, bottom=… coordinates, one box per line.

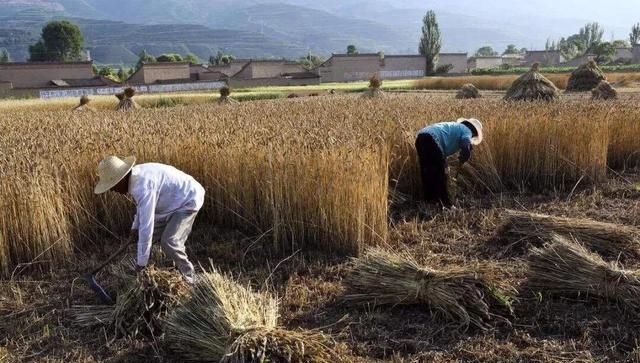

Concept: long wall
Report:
left=0, top=62, right=94, bottom=88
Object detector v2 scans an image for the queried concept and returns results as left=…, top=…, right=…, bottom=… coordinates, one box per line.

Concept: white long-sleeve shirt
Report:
left=129, top=163, right=205, bottom=266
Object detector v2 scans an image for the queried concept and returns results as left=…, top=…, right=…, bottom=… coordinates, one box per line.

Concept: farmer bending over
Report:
left=94, top=156, right=205, bottom=283
left=415, top=118, right=483, bottom=207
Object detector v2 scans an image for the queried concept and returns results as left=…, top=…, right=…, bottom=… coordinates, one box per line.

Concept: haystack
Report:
left=71, top=264, right=189, bottom=338
left=591, top=80, right=618, bottom=100
left=566, top=60, right=606, bottom=92
left=504, top=63, right=560, bottom=102
left=218, top=86, right=239, bottom=105
left=456, top=83, right=481, bottom=99
left=342, top=248, right=511, bottom=330
left=496, top=210, right=640, bottom=260
left=72, top=95, right=95, bottom=111
left=361, top=75, right=384, bottom=98
left=529, top=235, right=640, bottom=311
left=164, top=268, right=338, bottom=362
left=116, top=87, right=139, bottom=111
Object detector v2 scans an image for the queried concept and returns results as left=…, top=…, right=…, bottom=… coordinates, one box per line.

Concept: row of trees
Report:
left=544, top=22, right=636, bottom=63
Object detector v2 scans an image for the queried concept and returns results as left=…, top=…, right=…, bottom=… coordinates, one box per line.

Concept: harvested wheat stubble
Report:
left=528, top=234, right=640, bottom=312
left=567, top=60, right=606, bottom=92
left=591, top=80, right=618, bottom=100
left=71, top=264, right=189, bottom=338
left=164, top=267, right=338, bottom=362
left=342, top=248, right=512, bottom=330
left=504, top=63, right=560, bottom=102
left=496, top=210, right=640, bottom=260
left=456, top=83, right=481, bottom=99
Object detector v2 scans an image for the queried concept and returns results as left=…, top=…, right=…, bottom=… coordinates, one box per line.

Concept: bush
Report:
left=435, top=64, right=454, bottom=75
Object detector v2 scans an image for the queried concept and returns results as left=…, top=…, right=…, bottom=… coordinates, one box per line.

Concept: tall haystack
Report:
left=342, top=248, right=512, bottom=330
left=528, top=235, right=640, bottom=312
left=361, top=74, right=385, bottom=98
left=164, top=268, right=338, bottom=362
left=591, top=80, right=618, bottom=100
left=504, top=63, right=560, bottom=102
left=217, top=86, right=239, bottom=105
left=566, top=60, right=606, bottom=92
left=116, top=87, right=139, bottom=111
left=456, top=83, right=481, bottom=99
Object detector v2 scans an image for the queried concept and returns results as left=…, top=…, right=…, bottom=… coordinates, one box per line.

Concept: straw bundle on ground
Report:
left=361, top=75, right=384, bottom=98
left=528, top=235, right=640, bottom=311
left=567, top=60, right=606, bottom=92
left=342, top=248, right=511, bottom=330
left=496, top=210, right=640, bottom=260
left=591, top=80, right=618, bottom=100
left=218, top=86, right=239, bottom=105
left=116, top=87, right=139, bottom=111
left=72, top=96, right=95, bottom=111
left=164, top=268, right=338, bottom=362
left=456, top=83, right=481, bottom=99
left=504, top=63, right=560, bottom=101
left=71, top=264, right=189, bottom=338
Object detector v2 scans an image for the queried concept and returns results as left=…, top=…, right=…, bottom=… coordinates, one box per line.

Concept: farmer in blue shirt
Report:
left=415, top=118, right=483, bottom=207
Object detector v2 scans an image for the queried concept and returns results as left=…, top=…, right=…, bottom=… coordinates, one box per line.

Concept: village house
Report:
left=315, top=53, right=468, bottom=83
left=467, top=56, right=503, bottom=70
left=501, top=54, right=525, bottom=66
left=207, top=59, right=251, bottom=77
left=127, top=62, right=192, bottom=84
left=0, top=61, right=116, bottom=97
left=190, top=64, right=228, bottom=82
left=228, top=59, right=320, bottom=88
left=525, top=50, right=565, bottom=66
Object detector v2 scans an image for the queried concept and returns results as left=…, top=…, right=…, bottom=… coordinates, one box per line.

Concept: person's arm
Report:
left=458, top=138, right=473, bottom=164
left=134, top=189, right=157, bottom=269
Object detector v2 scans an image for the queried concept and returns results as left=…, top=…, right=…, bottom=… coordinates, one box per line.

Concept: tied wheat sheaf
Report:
left=0, top=96, right=638, bottom=276
left=496, top=210, right=640, bottom=260
left=164, top=268, right=339, bottom=363
left=528, top=235, right=640, bottom=312
left=342, top=248, right=513, bottom=330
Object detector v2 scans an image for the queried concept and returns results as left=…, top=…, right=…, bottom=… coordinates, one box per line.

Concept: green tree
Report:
left=475, top=46, right=498, bottom=57
left=117, top=68, right=127, bottom=81
left=630, top=23, right=640, bottom=45
left=29, top=20, right=84, bottom=61
left=136, top=50, right=156, bottom=70
left=97, top=66, right=114, bottom=77
left=612, top=39, right=630, bottom=48
left=418, top=10, right=441, bottom=76
left=347, top=44, right=358, bottom=55
left=298, top=53, right=324, bottom=70
left=184, top=53, right=200, bottom=64
left=0, top=49, right=10, bottom=63
left=503, top=44, right=520, bottom=55
left=592, top=42, right=616, bottom=64
left=576, top=22, right=604, bottom=53
left=209, top=50, right=235, bottom=65
left=157, top=53, right=183, bottom=62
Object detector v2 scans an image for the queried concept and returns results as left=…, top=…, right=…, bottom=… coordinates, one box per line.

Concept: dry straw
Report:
left=456, top=83, right=481, bottom=99
left=361, top=75, right=384, bottom=98
left=496, top=210, right=640, bottom=260
left=218, top=86, right=239, bottom=105
left=164, top=268, right=338, bottom=362
left=567, top=60, right=606, bottom=92
left=342, top=248, right=511, bottom=330
left=116, top=87, right=139, bottom=111
left=528, top=234, right=640, bottom=312
left=591, top=80, right=618, bottom=100
left=504, top=63, right=560, bottom=101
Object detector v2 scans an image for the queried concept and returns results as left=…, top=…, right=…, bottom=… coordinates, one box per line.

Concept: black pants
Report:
left=415, top=133, right=451, bottom=206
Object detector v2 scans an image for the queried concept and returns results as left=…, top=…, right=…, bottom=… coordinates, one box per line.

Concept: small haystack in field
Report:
left=591, top=80, right=618, bottom=100
left=496, top=210, right=640, bottom=260
left=217, top=86, right=239, bottom=105
left=164, top=268, right=338, bottom=362
left=116, top=87, right=139, bottom=111
left=566, top=60, right=606, bottom=92
left=72, top=95, right=95, bottom=111
left=456, top=83, right=481, bottom=99
left=504, top=63, right=560, bottom=102
left=71, top=264, right=189, bottom=338
left=528, top=235, right=640, bottom=312
left=343, top=248, right=511, bottom=330
left=361, top=74, right=385, bottom=98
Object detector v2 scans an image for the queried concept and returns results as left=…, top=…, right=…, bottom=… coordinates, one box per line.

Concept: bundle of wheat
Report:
left=164, top=268, right=338, bottom=362
left=72, top=96, right=95, bottom=111
left=528, top=234, right=640, bottom=311
left=342, top=248, right=511, bottom=330
left=591, top=80, right=618, bottom=100
left=362, top=75, right=384, bottom=98
left=496, top=210, right=640, bottom=260
left=504, top=63, right=560, bottom=101
left=456, top=83, right=481, bottom=99
left=116, top=87, right=139, bottom=111
left=218, top=86, right=239, bottom=105
left=71, top=264, right=190, bottom=338
left=567, top=60, right=606, bottom=92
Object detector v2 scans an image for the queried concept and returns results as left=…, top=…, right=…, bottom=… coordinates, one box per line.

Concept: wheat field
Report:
left=0, top=94, right=638, bottom=276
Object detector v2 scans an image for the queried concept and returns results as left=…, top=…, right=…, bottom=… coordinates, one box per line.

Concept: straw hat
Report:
left=94, top=156, right=136, bottom=194
left=458, top=118, right=483, bottom=145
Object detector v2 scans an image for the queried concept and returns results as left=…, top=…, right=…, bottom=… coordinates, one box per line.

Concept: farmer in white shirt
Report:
left=94, top=156, right=205, bottom=283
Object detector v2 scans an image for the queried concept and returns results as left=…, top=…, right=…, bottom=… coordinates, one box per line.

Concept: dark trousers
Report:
left=415, top=133, right=451, bottom=206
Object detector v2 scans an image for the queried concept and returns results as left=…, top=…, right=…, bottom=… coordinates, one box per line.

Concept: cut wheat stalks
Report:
left=342, top=248, right=512, bottom=330
left=591, top=80, right=618, bottom=100
left=567, top=60, right=606, bottom=92
left=497, top=210, right=640, bottom=260
left=164, top=267, right=338, bottom=362
left=528, top=234, right=640, bottom=311
left=504, top=63, right=560, bottom=102
left=70, top=264, right=190, bottom=338
left=456, top=83, right=481, bottom=99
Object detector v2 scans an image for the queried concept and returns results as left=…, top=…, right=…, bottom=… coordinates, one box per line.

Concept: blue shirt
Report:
left=418, top=122, right=473, bottom=161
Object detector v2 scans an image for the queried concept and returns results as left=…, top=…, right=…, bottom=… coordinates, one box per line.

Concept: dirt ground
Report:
left=2, top=172, right=640, bottom=362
